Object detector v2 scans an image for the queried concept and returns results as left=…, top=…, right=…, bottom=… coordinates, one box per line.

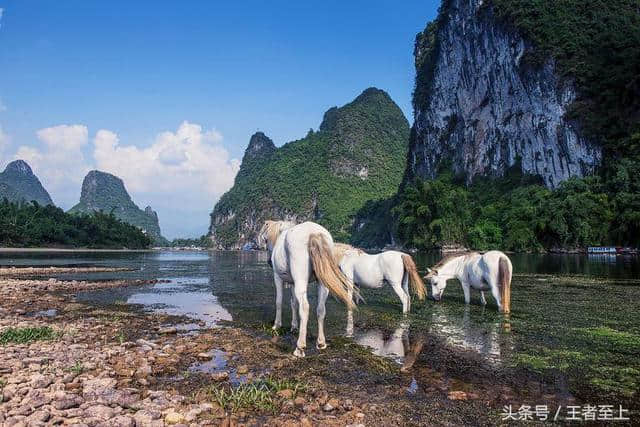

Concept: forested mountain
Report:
left=0, top=160, right=54, bottom=206
left=69, top=170, right=167, bottom=245
left=209, top=88, right=410, bottom=249
left=356, top=0, right=640, bottom=251
left=0, top=201, right=151, bottom=249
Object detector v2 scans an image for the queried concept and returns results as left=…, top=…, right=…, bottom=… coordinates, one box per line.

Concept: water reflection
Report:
left=355, top=322, right=410, bottom=362
left=428, top=306, right=509, bottom=364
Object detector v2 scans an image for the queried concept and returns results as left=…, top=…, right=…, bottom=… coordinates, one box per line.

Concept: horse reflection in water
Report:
left=353, top=307, right=512, bottom=374
left=429, top=306, right=512, bottom=364
left=352, top=322, right=426, bottom=372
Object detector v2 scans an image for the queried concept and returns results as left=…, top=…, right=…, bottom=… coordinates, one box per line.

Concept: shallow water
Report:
left=2, top=249, right=639, bottom=406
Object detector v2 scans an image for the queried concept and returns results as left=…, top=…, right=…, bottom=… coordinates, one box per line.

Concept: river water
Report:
left=2, top=250, right=639, bottom=406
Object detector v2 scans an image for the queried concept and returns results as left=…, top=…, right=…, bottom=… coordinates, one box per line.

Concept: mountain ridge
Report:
left=209, top=87, right=410, bottom=249
left=69, top=170, right=167, bottom=245
left=0, top=160, right=54, bottom=206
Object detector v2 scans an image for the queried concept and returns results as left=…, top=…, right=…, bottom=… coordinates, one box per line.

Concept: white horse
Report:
left=334, top=244, right=426, bottom=335
left=424, top=251, right=512, bottom=313
left=258, top=220, right=357, bottom=357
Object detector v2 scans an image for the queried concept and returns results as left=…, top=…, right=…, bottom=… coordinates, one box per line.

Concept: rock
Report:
left=165, top=412, right=185, bottom=425
left=447, top=390, right=468, bottom=400
left=303, top=403, right=319, bottom=414
left=84, top=404, right=115, bottom=420
left=356, top=412, right=365, bottom=419
left=136, top=339, right=158, bottom=349
left=196, top=353, right=212, bottom=361
left=158, top=326, right=177, bottom=334
left=323, top=398, right=339, bottom=412
left=28, top=410, right=50, bottom=423
left=408, top=0, right=601, bottom=188
left=53, top=393, right=83, bottom=410
left=343, top=399, right=354, bottom=411
left=276, top=389, right=294, bottom=399
left=294, top=397, right=306, bottom=408
left=103, top=415, right=136, bottom=427
left=29, top=374, right=53, bottom=389
left=134, top=409, right=162, bottom=426
left=236, top=365, right=249, bottom=374
left=300, top=417, right=313, bottom=427
left=135, top=363, right=153, bottom=378
left=212, top=371, right=229, bottom=382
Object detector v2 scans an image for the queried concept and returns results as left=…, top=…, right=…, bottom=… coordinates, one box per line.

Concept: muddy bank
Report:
left=0, top=276, right=517, bottom=426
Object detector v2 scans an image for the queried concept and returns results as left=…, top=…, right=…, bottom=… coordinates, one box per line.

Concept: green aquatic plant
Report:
left=0, top=326, right=60, bottom=345
left=257, top=376, right=306, bottom=397
left=205, top=382, right=278, bottom=413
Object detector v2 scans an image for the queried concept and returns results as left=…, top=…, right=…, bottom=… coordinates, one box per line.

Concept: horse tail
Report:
left=498, top=256, right=512, bottom=314
left=308, top=233, right=357, bottom=310
left=401, top=254, right=426, bottom=301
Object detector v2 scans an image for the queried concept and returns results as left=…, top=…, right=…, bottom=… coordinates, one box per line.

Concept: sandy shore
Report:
left=0, top=270, right=505, bottom=426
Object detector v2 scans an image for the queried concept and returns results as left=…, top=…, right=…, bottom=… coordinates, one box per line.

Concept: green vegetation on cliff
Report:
left=489, top=0, right=640, bottom=157
left=393, top=166, right=628, bottom=251
left=69, top=170, right=167, bottom=245
left=0, top=200, right=151, bottom=248
left=386, top=0, right=640, bottom=251
left=210, top=88, right=410, bottom=247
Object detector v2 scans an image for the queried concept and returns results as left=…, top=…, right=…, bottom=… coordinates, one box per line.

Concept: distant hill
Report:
left=69, top=170, right=167, bottom=245
left=209, top=87, right=410, bottom=248
left=0, top=160, right=54, bottom=206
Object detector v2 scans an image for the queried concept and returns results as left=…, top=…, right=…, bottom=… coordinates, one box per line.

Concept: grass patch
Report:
left=579, top=327, right=640, bottom=355
left=589, top=367, right=639, bottom=399
left=69, top=361, right=85, bottom=375
left=205, top=383, right=277, bottom=413
left=0, top=326, right=60, bottom=345
left=203, top=376, right=306, bottom=413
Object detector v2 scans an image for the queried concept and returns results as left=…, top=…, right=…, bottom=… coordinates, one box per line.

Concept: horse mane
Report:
left=261, top=220, right=296, bottom=248
left=427, top=251, right=480, bottom=276
left=332, top=243, right=365, bottom=263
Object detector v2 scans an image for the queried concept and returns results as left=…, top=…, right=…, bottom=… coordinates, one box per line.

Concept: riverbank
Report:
left=0, top=272, right=507, bottom=426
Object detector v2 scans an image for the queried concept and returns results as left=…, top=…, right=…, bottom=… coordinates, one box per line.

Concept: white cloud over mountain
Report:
left=6, top=122, right=240, bottom=238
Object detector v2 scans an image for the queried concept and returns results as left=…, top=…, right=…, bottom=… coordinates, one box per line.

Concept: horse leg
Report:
left=390, top=281, right=410, bottom=314
left=461, top=281, right=471, bottom=305
left=402, top=271, right=411, bottom=313
left=272, top=274, right=284, bottom=330
left=316, top=285, right=329, bottom=350
left=290, top=291, right=299, bottom=332
left=489, top=277, right=503, bottom=312
left=480, top=291, right=487, bottom=306
left=293, top=281, right=310, bottom=358
left=345, top=270, right=355, bottom=337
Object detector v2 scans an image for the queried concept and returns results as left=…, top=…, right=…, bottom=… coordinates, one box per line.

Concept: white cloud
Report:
left=93, top=121, right=239, bottom=196
left=0, top=8, right=4, bottom=30
left=0, top=98, right=6, bottom=112
left=14, top=124, right=91, bottom=207
left=92, top=122, right=240, bottom=238
left=8, top=121, right=239, bottom=237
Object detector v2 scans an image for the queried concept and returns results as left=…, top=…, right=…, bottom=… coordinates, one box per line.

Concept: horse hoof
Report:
left=316, top=342, right=327, bottom=350
left=293, top=348, right=305, bottom=358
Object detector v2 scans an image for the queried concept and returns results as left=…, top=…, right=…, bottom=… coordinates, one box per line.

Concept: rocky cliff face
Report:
left=209, top=88, right=410, bottom=249
left=407, top=0, right=601, bottom=188
left=0, top=160, right=54, bottom=205
left=69, top=170, right=166, bottom=244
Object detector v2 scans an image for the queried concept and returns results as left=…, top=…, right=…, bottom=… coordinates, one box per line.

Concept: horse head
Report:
left=424, top=267, right=447, bottom=301
left=257, top=220, right=296, bottom=252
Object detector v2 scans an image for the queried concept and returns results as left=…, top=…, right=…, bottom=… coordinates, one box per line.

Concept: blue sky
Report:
left=0, top=1, right=439, bottom=238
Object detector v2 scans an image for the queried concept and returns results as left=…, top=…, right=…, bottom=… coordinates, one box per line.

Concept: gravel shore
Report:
left=0, top=270, right=500, bottom=426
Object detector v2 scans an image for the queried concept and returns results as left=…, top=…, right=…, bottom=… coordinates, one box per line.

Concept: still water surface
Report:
left=1, top=250, right=637, bottom=366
